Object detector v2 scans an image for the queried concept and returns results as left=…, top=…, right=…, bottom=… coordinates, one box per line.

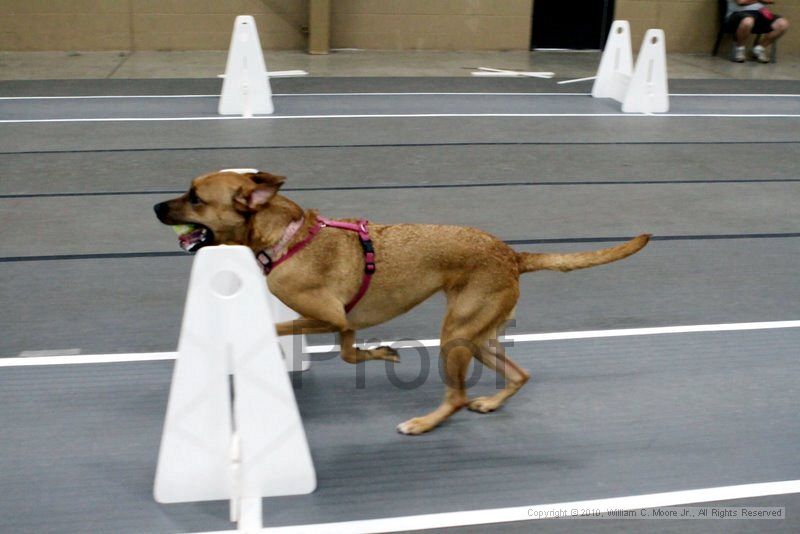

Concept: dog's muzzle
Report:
left=154, top=202, right=214, bottom=253
left=154, top=202, right=171, bottom=223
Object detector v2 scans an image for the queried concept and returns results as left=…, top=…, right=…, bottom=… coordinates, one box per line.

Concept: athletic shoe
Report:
left=752, top=45, right=770, bottom=63
left=731, top=45, right=746, bottom=62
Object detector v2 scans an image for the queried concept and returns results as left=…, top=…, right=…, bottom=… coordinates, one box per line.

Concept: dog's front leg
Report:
left=271, top=289, right=397, bottom=364
left=339, top=330, right=399, bottom=364
left=271, top=288, right=351, bottom=332
left=275, top=318, right=341, bottom=336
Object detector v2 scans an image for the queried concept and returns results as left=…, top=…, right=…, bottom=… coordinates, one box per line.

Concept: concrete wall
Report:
left=0, top=0, right=309, bottom=51
left=0, top=1, right=797, bottom=53
left=0, top=0, right=532, bottom=52
left=330, top=0, right=533, bottom=50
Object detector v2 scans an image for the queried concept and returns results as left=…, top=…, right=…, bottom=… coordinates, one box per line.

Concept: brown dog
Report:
left=155, top=170, right=650, bottom=435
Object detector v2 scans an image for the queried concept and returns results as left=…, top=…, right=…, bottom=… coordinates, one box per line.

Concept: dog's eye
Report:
left=188, top=190, right=204, bottom=206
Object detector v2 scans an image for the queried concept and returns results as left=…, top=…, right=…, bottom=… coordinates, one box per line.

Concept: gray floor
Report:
left=3, top=91, right=800, bottom=120
left=412, top=495, right=800, bottom=534
left=1, top=49, right=799, bottom=81
left=1, top=77, right=800, bottom=97
left=0, top=76, right=799, bottom=533
left=2, top=238, right=799, bottom=356
left=2, top=330, right=799, bottom=533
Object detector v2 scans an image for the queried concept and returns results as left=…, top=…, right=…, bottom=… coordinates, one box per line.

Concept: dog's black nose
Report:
left=154, top=202, right=169, bottom=222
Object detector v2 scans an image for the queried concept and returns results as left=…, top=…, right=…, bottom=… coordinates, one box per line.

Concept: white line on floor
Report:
left=674, top=93, right=800, bottom=98
left=0, top=92, right=585, bottom=99
left=2, top=112, right=800, bottom=124
left=305, top=319, right=800, bottom=353
left=2, top=320, right=797, bottom=367
left=0, top=94, right=219, bottom=100
left=0, top=92, right=798, bottom=100
left=0, top=352, right=177, bottom=367
left=278, top=92, right=800, bottom=98
left=200, top=479, right=800, bottom=533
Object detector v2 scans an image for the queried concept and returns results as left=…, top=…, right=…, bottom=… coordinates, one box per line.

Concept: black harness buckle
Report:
left=360, top=238, right=374, bottom=254
left=360, top=238, right=376, bottom=274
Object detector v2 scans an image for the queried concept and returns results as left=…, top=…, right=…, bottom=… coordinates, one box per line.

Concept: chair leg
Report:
left=712, top=31, right=724, bottom=56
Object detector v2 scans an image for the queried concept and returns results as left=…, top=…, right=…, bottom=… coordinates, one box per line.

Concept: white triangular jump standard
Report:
left=622, top=29, right=669, bottom=113
left=271, top=291, right=310, bottom=372
left=591, top=20, right=634, bottom=103
left=592, top=21, right=669, bottom=114
left=153, top=246, right=316, bottom=531
left=219, top=15, right=274, bottom=116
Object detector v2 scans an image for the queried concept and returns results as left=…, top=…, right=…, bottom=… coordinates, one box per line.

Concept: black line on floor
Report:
left=3, top=178, right=799, bottom=200
left=0, top=251, right=186, bottom=263
left=1, top=140, right=799, bottom=156
left=2, top=233, right=798, bottom=264
left=1, top=190, right=183, bottom=199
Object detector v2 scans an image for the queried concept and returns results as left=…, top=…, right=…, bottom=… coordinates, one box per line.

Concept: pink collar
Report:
left=262, top=218, right=303, bottom=262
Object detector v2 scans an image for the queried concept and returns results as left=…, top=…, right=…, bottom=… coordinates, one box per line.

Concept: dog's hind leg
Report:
left=396, top=283, right=516, bottom=435
left=395, top=333, right=475, bottom=435
left=339, top=329, right=399, bottom=363
left=468, top=330, right=530, bottom=413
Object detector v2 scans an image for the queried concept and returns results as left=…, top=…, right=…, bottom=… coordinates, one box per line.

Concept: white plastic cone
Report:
left=219, top=16, right=274, bottom=116
left=592, top=20, right=634, bottom=102
left=622, top=29, right=670, bottom=114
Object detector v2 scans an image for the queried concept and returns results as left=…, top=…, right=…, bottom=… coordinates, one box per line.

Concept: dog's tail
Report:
left=517, top=234, right=651, bottom=273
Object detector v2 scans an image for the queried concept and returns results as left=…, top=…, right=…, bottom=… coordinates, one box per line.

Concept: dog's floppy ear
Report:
left=234, top=172, right=285, bottom=212
left=250, top=171, right=285, bottom=187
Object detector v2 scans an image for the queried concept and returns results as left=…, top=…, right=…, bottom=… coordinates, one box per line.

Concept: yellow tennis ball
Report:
left=172, top=224, right=195, bottom=235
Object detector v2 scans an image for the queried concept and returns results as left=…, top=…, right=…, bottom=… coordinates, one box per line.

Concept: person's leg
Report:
left=731, top=14, right=754, bottom=62
left=735, top=15, right=756, bottom=45
left=760, top=17, right=789, bottom=47
left=753, top=16, right=789, bottom=62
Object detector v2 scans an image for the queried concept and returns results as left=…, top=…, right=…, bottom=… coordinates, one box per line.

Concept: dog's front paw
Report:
left=468, top=396, right=501, bottom=413
left=371, top=346, right=399, bottom=363
left=396, top=417, right=433, bottom=435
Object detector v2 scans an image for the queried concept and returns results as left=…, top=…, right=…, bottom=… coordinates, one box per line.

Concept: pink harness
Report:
left=256, top=216, right=376, bottom=313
